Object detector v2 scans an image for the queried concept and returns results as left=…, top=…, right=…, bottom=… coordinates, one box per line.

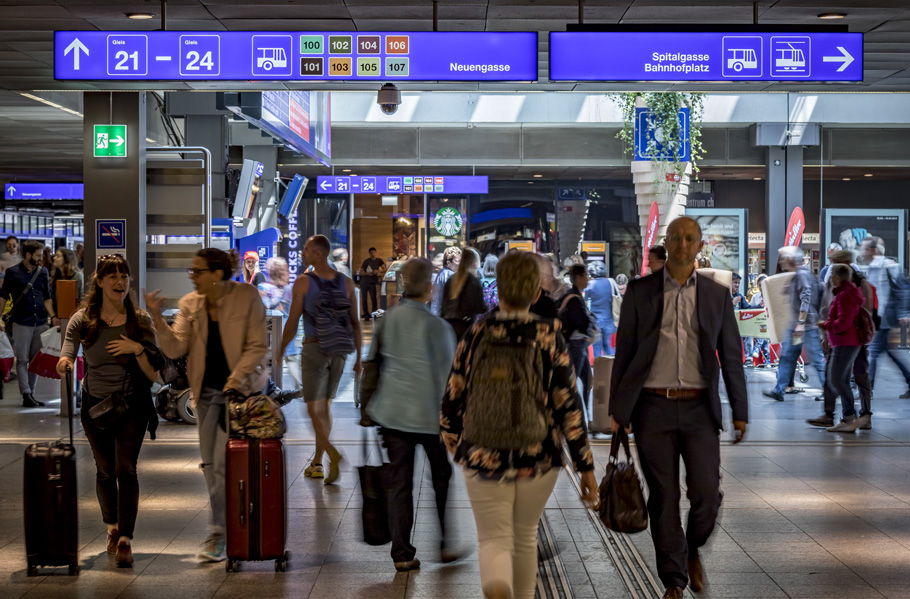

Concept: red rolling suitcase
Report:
left=224, top=437, right=289, bottom=572
left=24, top=368, right=79, bottom=576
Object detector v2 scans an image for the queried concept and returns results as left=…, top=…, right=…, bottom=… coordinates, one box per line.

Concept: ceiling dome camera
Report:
left=377, top=83, right=401, bottom=115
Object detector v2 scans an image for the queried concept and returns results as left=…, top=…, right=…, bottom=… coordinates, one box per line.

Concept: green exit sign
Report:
left=94, top=124, right=127, bottom=158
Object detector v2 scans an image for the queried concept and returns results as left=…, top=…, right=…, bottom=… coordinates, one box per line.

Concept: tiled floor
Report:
left=1, top=346, right=910, bottom=598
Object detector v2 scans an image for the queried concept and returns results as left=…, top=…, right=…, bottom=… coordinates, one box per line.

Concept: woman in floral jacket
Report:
left=441, top=250, right=597, bottom=599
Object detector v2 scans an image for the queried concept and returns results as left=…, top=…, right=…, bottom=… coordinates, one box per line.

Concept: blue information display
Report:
left=634, top=107, right=690, bottom=162
left=317, top=175, right=487, bottom=195
left=55, top=31, right=537, bottom=81
left=5, top=182, right=84, bottom=200
left=549, top=31, right=862, bottom=81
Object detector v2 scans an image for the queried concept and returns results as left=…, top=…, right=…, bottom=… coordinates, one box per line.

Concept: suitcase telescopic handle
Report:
left=238, top=480, right=246, bottom=525
left=65, top=367, right=75, bottom=446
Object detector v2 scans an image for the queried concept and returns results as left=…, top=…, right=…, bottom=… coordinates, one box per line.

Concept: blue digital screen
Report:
left=317, top=175, right=487, bottom=195
left=5, top=183, right=83, bottom=200
left=55, top=31, right=538, bottom=81
left=549, top=31, right=862, bottom=81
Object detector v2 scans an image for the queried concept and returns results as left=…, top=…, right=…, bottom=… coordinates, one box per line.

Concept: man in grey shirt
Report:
left=762, top=246, right=827, bottom=402
left=609, top=217, right=748, bottom=599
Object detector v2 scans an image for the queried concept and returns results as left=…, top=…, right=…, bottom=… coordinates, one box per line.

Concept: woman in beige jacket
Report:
left=145, top=248, right=269, bottom=563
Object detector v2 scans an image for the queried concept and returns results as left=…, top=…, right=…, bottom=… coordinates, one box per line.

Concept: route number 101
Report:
left=185, top=51, right=214, bottom=70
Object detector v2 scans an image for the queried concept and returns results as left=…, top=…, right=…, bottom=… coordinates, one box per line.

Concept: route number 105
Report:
left=185, top=51, right=214, bottom=70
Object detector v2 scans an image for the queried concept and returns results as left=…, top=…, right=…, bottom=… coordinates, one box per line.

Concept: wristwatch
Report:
left=797, top=319, right=806, bottom=325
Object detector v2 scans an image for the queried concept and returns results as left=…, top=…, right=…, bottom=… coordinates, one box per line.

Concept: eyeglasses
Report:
left=187, top=268, right=211, bottom=276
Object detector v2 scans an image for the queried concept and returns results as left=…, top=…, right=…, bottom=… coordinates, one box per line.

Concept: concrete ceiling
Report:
left=2, top=1, right=910, bottom=185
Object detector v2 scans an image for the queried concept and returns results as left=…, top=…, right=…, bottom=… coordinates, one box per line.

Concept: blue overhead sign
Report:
left=634, top=107, right=690, bottom=162
left=5, top=183, right=84, bottom=200
left=55, top=31, right=538, bottom=81
left=317, top=175, right=488, bottom=195
left=549, top=31, right=862, bottom=81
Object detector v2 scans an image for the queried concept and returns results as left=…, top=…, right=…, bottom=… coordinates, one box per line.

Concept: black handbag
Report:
left=358, top=326, right=382, bottom=427
left=358, top=428, right=391, bottom=546
left=598, top=428, right=649, bottom=534
left=86, top=374, right=130, bottom=430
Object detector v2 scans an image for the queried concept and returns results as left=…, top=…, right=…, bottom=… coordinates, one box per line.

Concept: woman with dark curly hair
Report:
left=57, top=254, right=164, bottom=568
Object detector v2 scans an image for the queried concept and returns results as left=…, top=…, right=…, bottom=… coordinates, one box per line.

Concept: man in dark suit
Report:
left=609, top=217, right=749, bottom=599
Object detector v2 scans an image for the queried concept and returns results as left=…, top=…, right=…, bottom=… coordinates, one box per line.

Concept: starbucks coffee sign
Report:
left=434, top=207, right=464, bottom=237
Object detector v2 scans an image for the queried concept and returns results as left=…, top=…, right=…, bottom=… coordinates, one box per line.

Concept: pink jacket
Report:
left=821, top=280, right=865, bottom=347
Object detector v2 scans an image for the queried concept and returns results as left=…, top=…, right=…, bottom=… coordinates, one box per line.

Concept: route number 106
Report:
left=185, top=51, right=214, bottom=70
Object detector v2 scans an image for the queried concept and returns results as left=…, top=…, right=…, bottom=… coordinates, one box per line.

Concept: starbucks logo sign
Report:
left=433, top=207, right=463, bottom=237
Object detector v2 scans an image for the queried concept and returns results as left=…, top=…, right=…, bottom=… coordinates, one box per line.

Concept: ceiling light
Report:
left=527, top=181, right=534, bottom=184
left=533, top=174, right=543, bottom=178
left=17, top=92, right=83, bottom=117
left=127, top=12, right=155, bottom=19
left=342, top=169, right=351, bottom=172
left=864, top=173, right=873, bottom=177
left=843, top=177, right=851, bottom=181
left=818, top=13, right=845, bottom=19
left=753, top=177, right=762, bottom=181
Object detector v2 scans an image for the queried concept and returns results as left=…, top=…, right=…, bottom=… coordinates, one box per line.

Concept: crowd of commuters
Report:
left=1, top=216, right=905, bottom=599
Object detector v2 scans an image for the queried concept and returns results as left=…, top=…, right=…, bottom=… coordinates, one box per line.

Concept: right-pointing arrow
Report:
left=111, top=135, right=124, bottom=147
left=823, top=46, right=854, bottom=72
left=64, top=38, right=89, bottom=71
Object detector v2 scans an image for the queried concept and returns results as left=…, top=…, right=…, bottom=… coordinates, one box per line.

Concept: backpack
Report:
left=482, top=278, right=499, bottom=311
left=857, top=307, right=876, bottom=346
left=462, top=323, right=548, bottom=451
left=306, top=272, right=355, bottom=356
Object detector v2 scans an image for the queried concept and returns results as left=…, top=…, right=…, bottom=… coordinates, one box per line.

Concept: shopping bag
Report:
left=28, top=327, right=84, bottom=380
left=598, top=428, right=648, bottom=534
left=0, top=333, right=13, bottom=382
left=358, top=429, right=391, bottom=546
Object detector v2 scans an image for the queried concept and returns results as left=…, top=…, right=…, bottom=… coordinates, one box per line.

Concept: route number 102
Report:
left=185, top=51, right=214, bottom=70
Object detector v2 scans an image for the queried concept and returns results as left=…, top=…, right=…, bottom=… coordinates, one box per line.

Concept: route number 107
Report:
left=185, top=51, right=214, bottom=70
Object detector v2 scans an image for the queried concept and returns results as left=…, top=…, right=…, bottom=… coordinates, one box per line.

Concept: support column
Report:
left=83, top=92, right=147, bottom=285
left=765, top=146, right=803, bottom=269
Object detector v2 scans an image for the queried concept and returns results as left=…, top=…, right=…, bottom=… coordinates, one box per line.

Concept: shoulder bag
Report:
left=87, top=373, right=131, bottom=430
left=598, top=428, right=648, bottom=534
left=610, top=279, right=622, bottom=322
left=358, top=323, right=382, bottom=427
left=2, top=266, right=43, bottom=329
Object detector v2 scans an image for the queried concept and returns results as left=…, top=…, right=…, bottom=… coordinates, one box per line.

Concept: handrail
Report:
left=146, top=145, right=213, bottom=247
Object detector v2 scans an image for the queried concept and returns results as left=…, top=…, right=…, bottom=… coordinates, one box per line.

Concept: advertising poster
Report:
left=825, top=209, right=907, bottom=269
left=686, top=208, right=747, bottom=278
left=736, top=308, right=769, bottom=338
left=608, top=226, right=642, bottom=280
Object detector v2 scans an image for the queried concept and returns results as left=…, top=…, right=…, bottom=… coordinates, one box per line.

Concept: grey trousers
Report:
left=12, top=323, right=48, bottom=395
left=196, top=387, right=227, bottom=536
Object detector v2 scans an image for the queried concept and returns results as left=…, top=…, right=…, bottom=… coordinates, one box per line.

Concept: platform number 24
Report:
left=185, top=51, right=214, bottom=70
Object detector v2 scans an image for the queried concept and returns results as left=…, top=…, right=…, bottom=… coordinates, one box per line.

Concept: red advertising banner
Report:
left=641, top=202, right=660, bottom=276
left=786, top=207, right=805, bottom=246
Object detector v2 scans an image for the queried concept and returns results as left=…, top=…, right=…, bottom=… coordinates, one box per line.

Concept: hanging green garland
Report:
left=611, top=92, right=707, bottom=186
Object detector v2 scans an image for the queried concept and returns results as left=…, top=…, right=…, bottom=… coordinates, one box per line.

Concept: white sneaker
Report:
left=856, top=414, right=872, bottom=430
left=197, top=535, right=226, bottom=563
left=827, top=416, right=859, bottom=433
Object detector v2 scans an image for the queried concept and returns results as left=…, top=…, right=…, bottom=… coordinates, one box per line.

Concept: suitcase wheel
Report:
left=27, top=565, right=37, bottom=577
left=69, top=563, right=79, bottom=576
left=274, top=551, right=290, bottom=572
left=225, top=558, right=238, bottom=573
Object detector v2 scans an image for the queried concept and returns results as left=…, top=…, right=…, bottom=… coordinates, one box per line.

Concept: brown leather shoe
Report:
left=106, top=529, right=119, bottom=554
left=115, top=540, right=134, bottom=568
left=662, top=587, right=684, bottom=599
left=393, top=558, right=420, bottom=572
left=688, top=551, right=705, bottom=592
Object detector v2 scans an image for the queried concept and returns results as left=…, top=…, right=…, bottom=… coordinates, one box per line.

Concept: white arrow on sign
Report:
left=111, top=135, right=125, bottom=147
left=823, top=46, right=854, bottom=72
left=7, top=185, right=15, bottom=194
left=64, top=38, right=89, bottom=71
left=319, top=180, right=331, bottom=190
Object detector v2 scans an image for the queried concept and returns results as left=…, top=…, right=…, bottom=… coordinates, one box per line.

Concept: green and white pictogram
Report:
left=433, top=207, right=463, bottom=237
left=94, top=124, right=127, bottom=158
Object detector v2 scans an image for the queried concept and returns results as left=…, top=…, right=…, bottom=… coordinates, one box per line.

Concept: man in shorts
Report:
left=282, top=235, right=362, bottom=484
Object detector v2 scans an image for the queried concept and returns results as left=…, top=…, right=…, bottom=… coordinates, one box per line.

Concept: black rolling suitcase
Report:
left=24, top=368, right=79, bottom=576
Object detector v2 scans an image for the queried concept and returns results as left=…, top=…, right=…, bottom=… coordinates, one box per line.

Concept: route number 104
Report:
left=185, top=51, right=214, bottom=70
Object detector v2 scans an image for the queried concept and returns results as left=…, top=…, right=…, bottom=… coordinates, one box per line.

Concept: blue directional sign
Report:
left=5, top=182, right=84, bottom=200
left=634, top=107, right=690, bottom=162
left=96, top=219, right=127, bottom=250
left=317, top=176, right=488, bottom=195
left=549, top=31, right=862, bottom=81
left=55, top=31, right=538, bottom=81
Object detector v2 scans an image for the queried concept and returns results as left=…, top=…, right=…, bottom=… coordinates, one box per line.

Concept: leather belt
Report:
left=644, top=387, right=704, bottom=399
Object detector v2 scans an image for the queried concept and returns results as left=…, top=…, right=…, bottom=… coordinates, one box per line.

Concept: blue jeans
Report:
left=592, top=319, right=616, bottom=357
left=741, top=337, right=753, bottom=362
left=773, top=328, right=826, bottom=395
left=826, top=345, right=861, bottom=418
left=868, top=328, right=910, bottom=388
